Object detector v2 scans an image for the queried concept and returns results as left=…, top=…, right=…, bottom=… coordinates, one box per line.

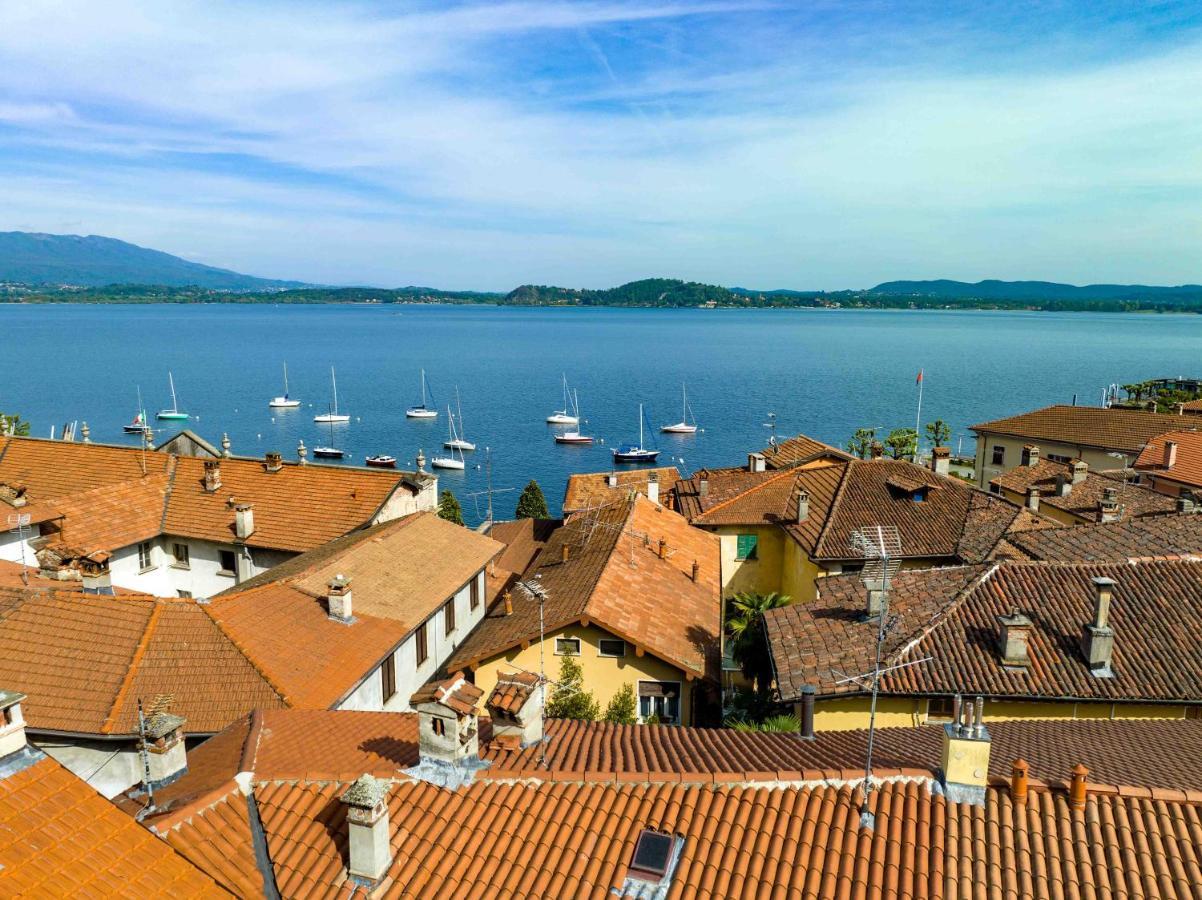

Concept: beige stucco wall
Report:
left=471, top=622, right=697, bottom=725
left=713, top=525, right=787, bottom=598
left=974, top=433, right=1131, bottom=488
left=993, top=485, right=1083, bottom=525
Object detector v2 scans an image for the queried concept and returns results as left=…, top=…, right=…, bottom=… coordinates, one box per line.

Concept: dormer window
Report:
left=628, top=830, right=674, bottom=883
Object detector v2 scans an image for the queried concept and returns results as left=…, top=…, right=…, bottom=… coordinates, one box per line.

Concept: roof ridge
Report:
left=150, top=778, right=244, bottom=833
left=200, top=604, right=293, bottom=708
left=101, top=598, right=163, bottom=735
left=693, top=469, right=799, bottom=521
left=158, top=455, right=178, bottom=536
left=888, top=562, right=1001, bottom=669
left=811, top=460, right=854, bottom=557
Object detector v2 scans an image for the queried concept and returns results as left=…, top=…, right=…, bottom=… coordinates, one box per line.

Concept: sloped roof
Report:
left=484, top=518, right=558, bottom=602
left=562, top=466, right=680, bottom=512
left=0, top=751, right=224, bottom=897
left=991, top=459, right=1175, bottom=519
left=759, top=432, right=853, bottom=469
left=446, top=496, right=720, bottom=678
left=227, top=512, right=502, bottom=633
left=41, top=471, right=172, bottom=552
left=1136, top=429, right=1202, bottom=489
left=970, top=404, right=1200, bottom=452
left=766, top=558, right=1202, bottom=705
left=1006, top=512, right=1202, bottom=562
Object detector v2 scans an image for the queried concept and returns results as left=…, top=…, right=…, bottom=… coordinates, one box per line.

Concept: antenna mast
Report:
left=7, top=513, right=31, bottom=585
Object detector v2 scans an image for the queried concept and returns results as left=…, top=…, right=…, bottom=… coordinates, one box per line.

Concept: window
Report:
left=470, top=575, right=481, bottom=610
left=1187, top=706, right=1201, bottom=720
left=926, top=697, right=955, bottom=722
left=137, top=541, right=154, bottom=571
left=989, top=483, right=1001, bottom=495
left=628, top=830, right=675, bottom=883
left=218, top=550, right=237, bottom=576
left=443, top=599, right=456, bottom=636
left=432, top=718, right=446, bottom=736
left=415, top=621, right=428, bottom=666
left=171, top=542, right=190, bottom=569
left=1047, top=453, right=1072, bottom=464
left=599, top=639, right=626, bottom=658
left=735, top=533, right=758, bottom=561
left=382, top=654, right=396, bottom=702
left=638, top=681, right=680, bottom=724
left=177, top=589, right=192, bottom=599
left=555, top=637, right=581, bottom=656
left=991, top=445, right=1005, bottom=466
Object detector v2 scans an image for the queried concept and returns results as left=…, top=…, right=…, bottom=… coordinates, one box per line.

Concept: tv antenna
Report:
left=463, top=448, right=513, bottom=527
left=7, top=513, right=31, bottom=585
left=514, top=577, right=551, bottom=768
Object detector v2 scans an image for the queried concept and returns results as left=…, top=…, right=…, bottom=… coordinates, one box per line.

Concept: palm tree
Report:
left=725, top=591, right=793, bottom=696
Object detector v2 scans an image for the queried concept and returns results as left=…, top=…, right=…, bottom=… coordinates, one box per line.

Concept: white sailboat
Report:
left=156, top=372, right=189, bottom=421
left=660, top=383, right=698, bottom=434
left=546, top=374, right=580, bottom=425
left=443, top=387, right=476, bottom=451
left=432, top=406, right=466, bottom=469
left=269, top=363, right=301, bottom=409
left=314, top=367, right=351, bottom=423
left=554, top=390, right=593, bottom=444
left=406, top=369, right=438, bottom=418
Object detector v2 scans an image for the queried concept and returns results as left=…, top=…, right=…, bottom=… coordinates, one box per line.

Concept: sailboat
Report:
left=156, top=372, right=189, bottom=421
left=612, top=404, right=660, bottom=462
left=443, top=388, right=476, bottom=451
left=314, top=368, right=350, bottom=423
left=660, top=383, right=698, bottom=434
left=406, top=369, right=438, bottom=418
left=546, top=374, right=580, bottom=425
left=554, top=390, right=594, bottom=445
left=124, top=387, right=150, bottom=434
left=312, top=414, right=345, bottom=459
left=432, top=407, right=466, bottom=470
left=269, top=363, right=301, bottom=409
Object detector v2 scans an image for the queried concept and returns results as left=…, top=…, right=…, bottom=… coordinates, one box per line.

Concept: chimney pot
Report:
left=940, top=696, right=991, bottom=804
left=932, top=446, right=950, bottom=476
left=1165, top=440, right=1179, bottom=469
left=203, top=459, right=222, bottom=493
left=996, top=609, right=1034, bottom=667
left=646, top=471, right=660, bottom=505
left=341, top=775, right=393, bottom=884
left=798, top=684, right=816, bottom=740
left=1026, top=487, right=1041, bottom=512
left=503, top=591, right=513, bottom=616
left=328, top=573, right=353, bottom=623
left=1071, top=459, right=1088, bottom=485
left=1010, top=759, right=1029, bottom=804
left=690, top=560, right=700, bottom=582
left=561, top=544, right=570, bottom=563
left=1069, top=764, right=1089, bottom=810
left=221, top=433, right=231, bottom=458
left=657, top=538, right=667, bottom=559
left=265, top=451, right=283, bottom=473
left=795, top=488, right=810, bottom=523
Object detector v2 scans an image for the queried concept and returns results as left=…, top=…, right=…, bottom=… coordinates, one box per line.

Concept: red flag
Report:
left=916, top=369, right=924, bottom=384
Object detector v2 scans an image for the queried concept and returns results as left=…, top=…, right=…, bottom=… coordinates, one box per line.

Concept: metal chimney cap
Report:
left=1090, top=576, right=1117, bottom=588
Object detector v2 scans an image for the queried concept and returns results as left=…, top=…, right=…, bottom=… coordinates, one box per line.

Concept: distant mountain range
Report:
left=869, top=279, right=1202, bottom=302
left=0, top=232, right=307, bottom=289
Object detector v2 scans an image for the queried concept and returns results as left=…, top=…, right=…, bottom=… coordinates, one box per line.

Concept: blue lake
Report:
left=0, top=304, right=1197, bottom=524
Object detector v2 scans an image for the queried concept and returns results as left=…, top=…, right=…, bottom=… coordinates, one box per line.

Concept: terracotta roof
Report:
left=446, top=495, right=721, bottom=678
left=0, top=435, right=426, bottom=556
left=1136, top=429, right=1202, bottom=490
left=1007, top=511, right=1202, bottom=562
left=767, top=557, right=1202, bottom=705
left=759, top=432, right=853, bottom=469
left=1182, top=398, right=1202, bottom=413
left=409, top=672, right=484, bottom=715
left=486, top=670, right=541, bottom=716
left=991, top=459, right=1176, bottom=519
left=562, top=466, right=680, bottom=512
left=971, top=404, right=1200, bottom=453
left=484, top=518, right=558, bottom=602
left=227, top=512, right=502, bottom=632
left=0, top=582, right=405, bottom=736
left=0, top=750, right=224, bottom=897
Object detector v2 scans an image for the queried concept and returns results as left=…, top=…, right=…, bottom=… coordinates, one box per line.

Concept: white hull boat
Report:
left=406, top=369, right=438, bottom=418
left=315, top=367, right=351, bottom=423
left=432, top=406, right=467, bottom=469
left=156, top=372, right=189, bottom=420
left=269, top=363, right=301, bottom=408
left=661, top=383, right=698, bottom=433
left=443, top=387, right=476, bottom=451
left=546, top=374, right=580, bottom=424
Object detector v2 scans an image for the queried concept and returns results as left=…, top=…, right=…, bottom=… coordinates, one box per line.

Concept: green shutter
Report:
left=736, top=533, right=758, bottom=560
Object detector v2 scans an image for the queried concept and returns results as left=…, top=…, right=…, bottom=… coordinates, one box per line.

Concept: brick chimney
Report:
left=340, top=775, right=393, bottom=885
left=1023, top=445, right=1040, bottom=467
left=869, top=441, right=884, bottom=460
left=794, top=488, right=810, bottom=523
left=646, top=471, right=660, bottom=505
left=0, top=690, right=28, bottom=760
left=264, top=451, right=283, bottom=473
left=139, top=710, right=188, bottom=790
left=996, top=609, right=1033, bottom=667
left=234, top=502, right=255, bottom=539
left=327, top=574, right=353, bottom=623
left=1098, top=487, right=1120, bottom=523
left=748, top=452, right=767, bottom=473
left=1071, top=459, right=1088, bottom=485
left=202, top=459, right=222, bottom=493
left=940, top=695, right=990, bottom=805
left=1080, top=576, right=1115, bottom=675
left=1026, top=487, right=1040, bottom=512
left=1164, top=440, right=1178, bottom=469
left=931, top=446, right=950, bottom=476
left=485, top=671, right=544, bottom=749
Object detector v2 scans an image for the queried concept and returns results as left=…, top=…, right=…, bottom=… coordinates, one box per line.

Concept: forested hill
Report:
left=871, top=279, right=1202, bottom=304
left=504, top=279, right=736, bottom=306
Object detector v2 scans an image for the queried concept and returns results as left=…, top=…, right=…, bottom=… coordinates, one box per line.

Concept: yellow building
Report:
left=446, top=494, right=721, bottom=726
left=764, top=557, right=1202, bottom=731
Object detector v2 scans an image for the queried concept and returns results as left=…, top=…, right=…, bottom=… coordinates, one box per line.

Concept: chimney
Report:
left=1098, top=487, right=1120, bottom=523
left=1071, top=459, right=1088, bottom=485
left=1054, top=474, right=1071, bottom=497
left=1025, top=487, right=1040, bottom=512
left=869, top=441, right=884, bottom=460
left=139, top=710, right=189, bottom=790
left=646, top=471, right=660, bottom=505
left=0, top=483, right=27, bottom=508
left=690, top=560, right=700, bottom=582
left=485, top=671, right=544, bottom=749
left=202, top=459, right=222, bottom=493
left=1080, top=576, right=1115, bottom=675
left=234, top=502, right=255, bottom=540
left=1177, top=489, right=1197, bottom=514
left=416, top=449, right=426, bottom=472
left=1010, top=759, right=1029, bottom=804
left=0, top=690, right=28, bottom=760
left=797, top=684, right=816, bottom=741
left=657, top=539, right=667, bottom=559
left=411, top=673, right=483, bottom=765
left=1023, top=445, right=1040, bottom=467
left=264, top=451, right=283, bottom=473
left=606, top=471, right=618, bottom=487
left=748, top=452, right=767, bottom=473
left=340, top=775, right=393, bottom=885
left=327, top=574, right=353, bottom=623
left=996, top=609, right=1033, bottom=667
left=865, top=587, right=885, bottom=618
left=1176, top=402, right=1186, bottom=415
left=503, top=591, right=514, bottom=616
left=940, top=694, right=990, bottom=805
left=931, top=446, right=950, bottom=476
left=1164, top=440, right=1178, bottom=470
left=698, top=477, right=709, bottom=498
left=795, top=489, right=810, bottom=523
left=1069, top=764, right=1089, bottom=810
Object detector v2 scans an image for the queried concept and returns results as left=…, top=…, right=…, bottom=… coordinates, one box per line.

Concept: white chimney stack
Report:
left=1080, top=576, right=1116, bottom=675
left=234, top=503, right=255, bottom=540
left=748, top=452, right=767, bottom=473
left=646, top=471, right=660, bottom=505
left=485, top=670, right=545, bottom=750
left=0, top=690, right=28, bottom=760
left=931, top=446, right=950, bottom=476
left=606, top=471, right=618, bottom=488
left=327, top=574, right=353, bottom=623
left=795, top=488, right=810, bottom=523
left=139, top=710, right=189, bottom=790
left=341, top=775, right=393, bottom=885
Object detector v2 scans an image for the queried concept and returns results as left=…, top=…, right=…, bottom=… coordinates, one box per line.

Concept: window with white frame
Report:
left=638, top=681, right=680, bottom=724
left=555, top=637, right=581, bottom=656
left=137, top=541, right=154, bottom=571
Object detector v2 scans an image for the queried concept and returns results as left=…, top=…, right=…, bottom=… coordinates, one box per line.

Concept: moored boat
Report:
left=365, top=454, right=397, bottom=468
left=406, top=369, right=438, bottom=418
left=314, top=367, right=350, bottom=423
left=613, top=403, right=660, bottom=462
left=156, top=372, right=189, bottom=421
left=269, top=363, right=301, bottom=409
left=660, top=383, right=698, bottom=434
left=546, top=374, right=580, bottom=425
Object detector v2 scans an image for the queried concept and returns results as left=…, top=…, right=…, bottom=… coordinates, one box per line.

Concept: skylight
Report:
left=628, top=830, right=674, bottom=883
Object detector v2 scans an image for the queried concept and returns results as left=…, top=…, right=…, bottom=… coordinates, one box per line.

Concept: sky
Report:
left=3, top=1, right=1202, bottom=289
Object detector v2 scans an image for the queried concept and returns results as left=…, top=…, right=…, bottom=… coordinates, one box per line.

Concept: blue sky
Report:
left=3, top=1, right=1202, bottom=289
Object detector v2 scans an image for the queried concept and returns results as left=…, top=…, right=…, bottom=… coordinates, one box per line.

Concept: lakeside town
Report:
left=3, top=381, right=1202, bottom=895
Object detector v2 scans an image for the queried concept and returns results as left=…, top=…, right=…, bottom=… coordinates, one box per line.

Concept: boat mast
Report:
left=638, top=403, right=644, bottom=449
left=456, top=387, right=466, bottom=439
left=283, top=362, right=290, bottom=396
left=168, top=372, right=178, bottom=412
left=331, top=367, right=339, bottom=414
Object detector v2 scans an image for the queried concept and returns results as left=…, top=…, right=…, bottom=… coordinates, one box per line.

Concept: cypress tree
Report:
left=514, top=479, right=549, bottom=519
left=438, top=489, right=464, bottom=526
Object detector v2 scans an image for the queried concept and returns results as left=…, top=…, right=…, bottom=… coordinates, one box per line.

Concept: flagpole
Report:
left=914, top=370, right=924, bottom=462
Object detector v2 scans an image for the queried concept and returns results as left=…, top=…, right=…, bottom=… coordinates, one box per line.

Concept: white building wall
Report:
left=372, top=477, right=439, bottom=524
left=0, top=528, right=37, bottom=567
left=36, top=738, right=142, bottom=799
left=105, top=536, right=295, bottom=597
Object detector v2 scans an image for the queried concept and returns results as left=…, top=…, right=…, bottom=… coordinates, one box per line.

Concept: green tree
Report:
left=437, top=489, right=464, bottom=525
left=0, top=413, right=29, bottom=437
left=846, top=427, right=877, bottom=459
left=925, top=419, right=951, bottom=452
left=884, top=427, right=917, bottom=460
left=515, top=479, right=549, bottom=519
left=603, top=683, right=638, bottom=725
left=726, top=713, right=801, bottom=733
left=725, top=591, right=793, bottom=696
left=545, top=654, right=599, bottom=721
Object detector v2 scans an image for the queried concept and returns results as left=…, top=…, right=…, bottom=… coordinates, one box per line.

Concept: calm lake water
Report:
left=1, top=304, right=1198, bottom=524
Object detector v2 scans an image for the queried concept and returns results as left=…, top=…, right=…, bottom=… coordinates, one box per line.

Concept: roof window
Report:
left=628, top=830, right=675, bottom=883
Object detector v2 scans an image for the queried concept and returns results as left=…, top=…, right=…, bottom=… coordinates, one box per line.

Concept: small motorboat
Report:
left=269, top=363, right=301, bottom=409
left=314, top=367, right=351, bottom=423
left=660, top=383, right=698, bottom=434
left=546, top=374, right=580, bottom=425
left=612, top=403, right=660, bottom=463
left=313, top=446, right=345, bottom=460
left=554, top=431, right=594, bottom=445
left=156, top=372, right=189, bottom=420
left=365, top=454, right=397, bottom=468
left=406, top=369, right=438, bottom=418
